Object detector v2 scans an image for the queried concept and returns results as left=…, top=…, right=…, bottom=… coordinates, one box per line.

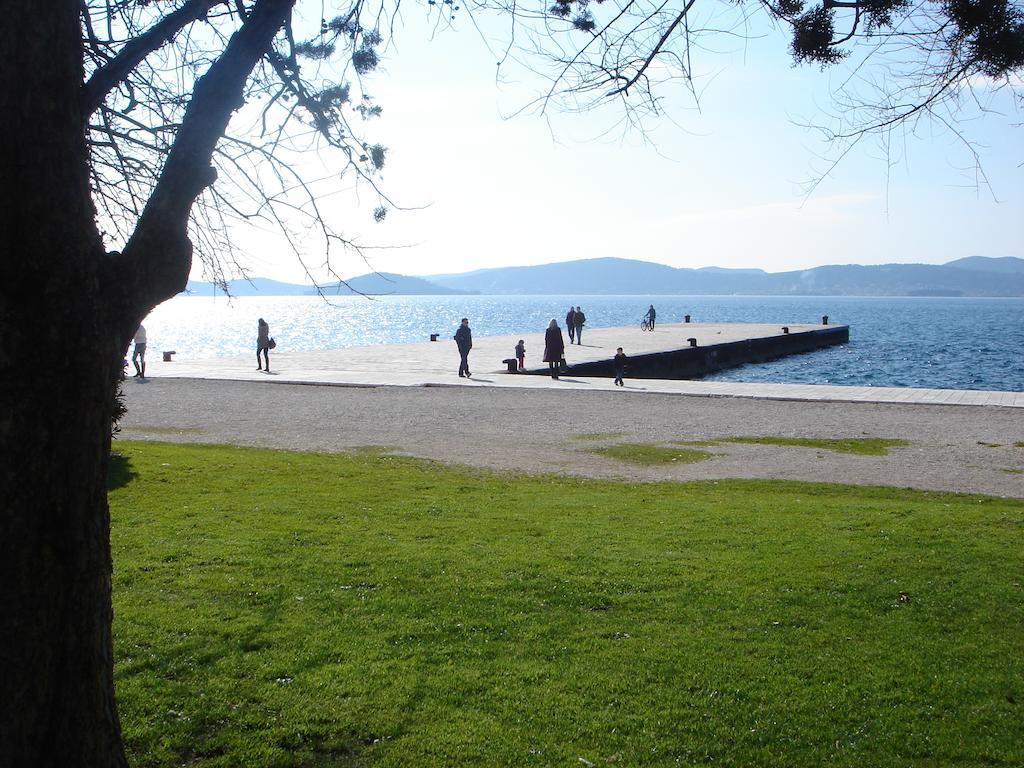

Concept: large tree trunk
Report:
left=0, top=2, right=296, bottom=763
left=0, top=1, right=129, bottom=765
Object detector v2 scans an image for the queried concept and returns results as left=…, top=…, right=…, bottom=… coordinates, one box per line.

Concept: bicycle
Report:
left=640, top=317, right=653, bottom=332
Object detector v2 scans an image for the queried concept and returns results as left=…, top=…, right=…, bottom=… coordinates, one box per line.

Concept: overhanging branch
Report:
left=114, top=0, right=296, bottom=315
left=81, top=0, right=227, bottom=119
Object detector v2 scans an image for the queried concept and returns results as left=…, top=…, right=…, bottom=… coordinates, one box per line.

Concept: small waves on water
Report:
left=144, top=293, right=1024, bottom=392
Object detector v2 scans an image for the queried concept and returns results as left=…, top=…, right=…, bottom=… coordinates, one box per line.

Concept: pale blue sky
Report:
left=223, top=8, right=1022, bottom=284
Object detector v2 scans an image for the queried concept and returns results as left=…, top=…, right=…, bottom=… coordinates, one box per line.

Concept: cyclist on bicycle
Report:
left=644, top=304, right=656, bottom=329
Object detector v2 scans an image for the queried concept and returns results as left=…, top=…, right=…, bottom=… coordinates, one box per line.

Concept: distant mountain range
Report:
left=183, top=256, right=1024, bottom=297
left=183, top=277, right=311, bottom=296
left=425, top=256, right=1024, bottom=297
left=183, top=272, right=474, bottom=296
left=313, top=272, right=473, bottom=296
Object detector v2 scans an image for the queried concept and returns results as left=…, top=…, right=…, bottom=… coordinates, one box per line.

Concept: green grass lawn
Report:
left=677, top=436, right=910, bottom=456
left=110, top=442, right=1024, bottom=767
left=587, top=442, right=714, bottom=465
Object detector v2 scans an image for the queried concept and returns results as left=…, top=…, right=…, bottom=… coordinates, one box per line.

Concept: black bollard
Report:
left=684, top=314, right=691, bottom=323
left=782, top=326, right=789, bottom=334
left=430, top=333, right=439, bottom=342
left=688, top=337, right=698, bottom=347
left=822, top=315, right=829, bottom=325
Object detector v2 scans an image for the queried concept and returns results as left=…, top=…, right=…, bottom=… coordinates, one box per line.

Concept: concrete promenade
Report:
left=142, top=322, right=1024, bottom=408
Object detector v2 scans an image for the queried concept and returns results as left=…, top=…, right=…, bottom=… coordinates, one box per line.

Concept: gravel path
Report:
left=120, top=378, right=1024, bottom=498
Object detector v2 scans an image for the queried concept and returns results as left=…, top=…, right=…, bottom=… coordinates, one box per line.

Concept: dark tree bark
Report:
left=0, top=1, right=294, bottom=764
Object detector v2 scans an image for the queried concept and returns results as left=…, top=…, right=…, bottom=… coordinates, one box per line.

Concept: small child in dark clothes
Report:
left=515, top=340, right=526, bottom=370
left=613, top=347, right=627, bottom=386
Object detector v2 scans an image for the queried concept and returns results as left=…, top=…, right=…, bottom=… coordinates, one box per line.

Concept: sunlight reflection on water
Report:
left=144, top=294, right=1024, bottom=391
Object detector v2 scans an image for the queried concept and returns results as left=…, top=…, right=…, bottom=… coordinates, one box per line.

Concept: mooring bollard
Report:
left=822, top=315, right=829, bottom=325
left=684, top=314, right=691, bottom=323
left=688, top=337, right=698, bottom=347
left=782, top=326, right=789, bottom=334
left=162, top=351, right=176, bottom=362
left=429, top=333, right=439, bottom=342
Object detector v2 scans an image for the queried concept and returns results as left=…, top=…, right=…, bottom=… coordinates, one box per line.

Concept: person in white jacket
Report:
left=131, top=325, right=147, bottom=378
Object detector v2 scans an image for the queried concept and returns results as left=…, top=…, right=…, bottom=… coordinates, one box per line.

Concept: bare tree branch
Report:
left=82, top=0, right=228, bottom=118
left=112, top=0, right=296, bottom=315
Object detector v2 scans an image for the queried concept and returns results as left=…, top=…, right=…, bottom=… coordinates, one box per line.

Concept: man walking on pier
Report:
left=573, top=306, right=586, bottom=344
left=565, top=306, right=576, bottom=344
left=454, top=317, right=473, bottom=378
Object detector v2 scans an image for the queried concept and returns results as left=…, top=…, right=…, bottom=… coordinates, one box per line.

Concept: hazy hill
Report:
left=427, top=257, right=776, bottom=295
left=183, top=277, right=309, bottom=295
left=181, top=256, right=1024, bottom=297
left=427, top=256, right=1024, bottom=297
left=312, top=272, right=475, bottom=296
left=945, top=256, right=1024, bottom=274
left=182, top=273, right=473, bottom=296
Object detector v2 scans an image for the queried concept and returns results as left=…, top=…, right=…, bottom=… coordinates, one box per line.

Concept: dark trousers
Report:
left=567, top=326, right=575, bottom=343
left=574, top=324, right=583, bottom=344
left=458, top=349, right=470, bottom=376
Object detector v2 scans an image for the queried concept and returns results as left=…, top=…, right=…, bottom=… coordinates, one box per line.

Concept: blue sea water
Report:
left=146, top=294, right=1024, bottom=392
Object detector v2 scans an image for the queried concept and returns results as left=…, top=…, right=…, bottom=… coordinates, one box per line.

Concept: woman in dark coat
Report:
left=543, top=319, right=565, bottom=379
left=257, top=317, right=271, bottom=372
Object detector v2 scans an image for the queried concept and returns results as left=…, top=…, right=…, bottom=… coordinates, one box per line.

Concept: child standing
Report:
left=613, top=347, right=627, bottom=386
left=515, top=339, right=526, bottom=370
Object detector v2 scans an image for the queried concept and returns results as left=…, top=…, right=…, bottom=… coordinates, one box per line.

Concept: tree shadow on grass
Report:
left=120, top=587, right=393, bottom=766
left=107, top=451, right=137, bottom=490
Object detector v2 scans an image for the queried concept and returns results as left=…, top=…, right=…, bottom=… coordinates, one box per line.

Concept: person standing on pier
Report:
left=543, top=319, right=565, bottom=379
left=613, top=347, right=627, bottom=386
left=645, top=304, right=656, bottom=329
left=515, top=339, right=526, bottom=371
left=565, top=306, right=576, bottom=344
left=454, top=317, right=473, bottom=378
left=257, top=318, right=271, bottom=372
left=131, top=324, right=147, bottom=378
left=573, top=306, right=586, bottom=345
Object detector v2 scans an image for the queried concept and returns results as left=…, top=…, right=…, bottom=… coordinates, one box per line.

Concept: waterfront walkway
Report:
left=144, top=322, right=1023, bottom=408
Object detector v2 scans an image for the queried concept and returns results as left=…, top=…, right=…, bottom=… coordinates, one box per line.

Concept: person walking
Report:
left=613, top=347, right=627, bottom=386
left=131, top=324, right=147, bottom=378
left=515, top=339, right=526, bottom=371
left=573, top=306, right=586, bottom=345
left=257, top=317, right=271, bottom=372
left=543, top=319, right=565, bottom=379
left=565, top=306, right=576, bottom=344
left=645, top=304, right=656, bottom=329
left=454, top=317, right=473, bottom=378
